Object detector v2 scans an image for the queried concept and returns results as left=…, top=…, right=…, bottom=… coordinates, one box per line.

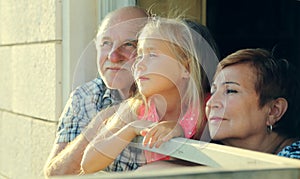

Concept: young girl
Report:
left=80, top=17, right=218, bottom=174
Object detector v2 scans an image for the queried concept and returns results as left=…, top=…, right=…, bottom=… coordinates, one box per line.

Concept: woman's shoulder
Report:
left=277, top=140, right=300, bottom=159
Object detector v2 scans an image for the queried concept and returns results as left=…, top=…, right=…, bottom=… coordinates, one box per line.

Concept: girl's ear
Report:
left=182, top=69, right=190, bottom=79
left=266, top=98, right=288, bottom=126
left=180, top=57, right=190, bottom=79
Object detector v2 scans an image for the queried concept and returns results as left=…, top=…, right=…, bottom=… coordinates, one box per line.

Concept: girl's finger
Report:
left=140, top=129, right=148, bottom=136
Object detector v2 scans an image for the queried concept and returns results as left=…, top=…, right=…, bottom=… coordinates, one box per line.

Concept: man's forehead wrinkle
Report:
left=99, top=28, right=139, bottom=42
left=99, top=30, right=137, bottom=41
left=103, top=21, right=140, bottom=33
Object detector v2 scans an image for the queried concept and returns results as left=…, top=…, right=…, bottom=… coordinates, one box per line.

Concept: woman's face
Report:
left=133, top=35, right=186, bottom=98
left=205, top=63, right=270, bottom=144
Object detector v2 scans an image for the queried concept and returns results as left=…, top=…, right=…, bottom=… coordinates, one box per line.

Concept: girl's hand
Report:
left=127, top=120, right=154, bottom=136
left=140, top=121, right=184, bottom=148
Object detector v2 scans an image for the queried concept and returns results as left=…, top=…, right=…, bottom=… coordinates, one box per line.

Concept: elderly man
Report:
left=44, top=6, right=148, bottom=176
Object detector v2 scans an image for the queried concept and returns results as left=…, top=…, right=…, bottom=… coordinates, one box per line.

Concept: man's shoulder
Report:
left=72, top=78, right=108, bottom=97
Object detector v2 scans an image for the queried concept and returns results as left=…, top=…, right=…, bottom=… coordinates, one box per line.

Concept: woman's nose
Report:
left=206, top=92, right=222, bottom=109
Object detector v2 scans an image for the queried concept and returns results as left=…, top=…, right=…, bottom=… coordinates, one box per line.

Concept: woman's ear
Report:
left=266, top=98, right=288, bottom=126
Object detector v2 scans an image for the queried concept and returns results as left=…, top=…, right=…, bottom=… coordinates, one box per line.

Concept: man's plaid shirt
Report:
left=56, top=78, right=113, bottom=142
left=55, top=77, right=146, bottom=171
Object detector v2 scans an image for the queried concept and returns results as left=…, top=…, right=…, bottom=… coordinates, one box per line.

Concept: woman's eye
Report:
left=226, top=89, right=238, bottom=94
left=210, top=88, right=216, bottom=95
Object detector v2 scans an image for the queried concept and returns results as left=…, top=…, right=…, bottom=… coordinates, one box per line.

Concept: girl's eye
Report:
left=226, top=89, right=238, bottom=94
left=135, top=52, right=156, bottom=62
left=149, top=52, right=157, bottom=57
left=136, top=55, right=143, bottom=61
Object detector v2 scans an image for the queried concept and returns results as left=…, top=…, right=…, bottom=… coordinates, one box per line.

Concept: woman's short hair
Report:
left=216, top=48, right=300, bottom=138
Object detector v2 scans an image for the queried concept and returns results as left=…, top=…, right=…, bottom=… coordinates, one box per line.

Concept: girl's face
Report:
left=205, top=63, right=270, bottom=144
left=133, top=33, right=186, bottom=98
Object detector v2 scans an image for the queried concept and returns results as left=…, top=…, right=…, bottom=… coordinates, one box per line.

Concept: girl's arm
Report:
left=44, top=104, right=120, bottom=176
left=80, top=119, right=153, bottom=174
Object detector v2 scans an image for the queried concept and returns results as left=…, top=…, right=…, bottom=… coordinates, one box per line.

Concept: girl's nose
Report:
left=133, top=55, right=147, bottom=71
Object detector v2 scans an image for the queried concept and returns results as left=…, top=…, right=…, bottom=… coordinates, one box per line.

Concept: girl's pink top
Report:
left=138, top=102, right=199, bottom=163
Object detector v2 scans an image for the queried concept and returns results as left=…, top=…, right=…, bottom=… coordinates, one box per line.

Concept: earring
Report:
left=267, top=125, right=273, bottom=132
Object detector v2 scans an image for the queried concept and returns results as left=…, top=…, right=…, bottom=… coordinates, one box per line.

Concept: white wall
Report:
left=0, top=0, right=61, bottom=178
left=0, top=0, right=136, bottom=178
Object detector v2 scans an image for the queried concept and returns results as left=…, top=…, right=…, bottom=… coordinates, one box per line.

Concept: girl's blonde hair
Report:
left=132, top=17, right=218, bottom=139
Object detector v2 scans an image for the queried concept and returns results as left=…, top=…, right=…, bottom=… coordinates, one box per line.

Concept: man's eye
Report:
left=123, top=42, right=135, bottom=47
left=100, top=41, right=112, bottom=47
left=122, top=41, right=137, bottom=49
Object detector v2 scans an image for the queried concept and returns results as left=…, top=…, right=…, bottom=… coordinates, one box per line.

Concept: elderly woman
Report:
left=206, top=48, right=300, bottom=159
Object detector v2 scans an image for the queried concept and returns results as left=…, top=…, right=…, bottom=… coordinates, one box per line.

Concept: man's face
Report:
left=96, top=19, right=143, bottom=91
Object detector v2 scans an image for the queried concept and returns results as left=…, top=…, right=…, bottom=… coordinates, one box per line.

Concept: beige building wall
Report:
left=0, top=0, right=61, bottom=178
left=0, top=0, right=133, bottom=178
